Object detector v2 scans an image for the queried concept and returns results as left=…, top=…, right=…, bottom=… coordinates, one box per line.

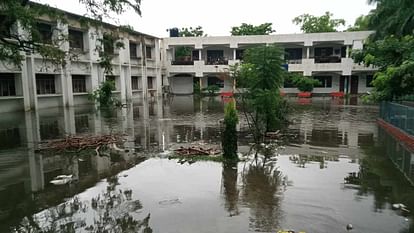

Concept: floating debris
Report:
left=174, top=146, right=221, bottom=156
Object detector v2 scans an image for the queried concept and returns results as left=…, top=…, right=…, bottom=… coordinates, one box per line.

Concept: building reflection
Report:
left=0, top=96, right=226, bottom=230
left=285, top=100, right=378, bottom=159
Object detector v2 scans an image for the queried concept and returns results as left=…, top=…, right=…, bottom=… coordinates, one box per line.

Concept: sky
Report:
left=36, top=0, right=375, bottom=37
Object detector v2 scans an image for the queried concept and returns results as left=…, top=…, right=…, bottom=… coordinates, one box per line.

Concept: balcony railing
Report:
left=286, top=59, right=302, bottom=64
left=171, top=60, right=194, bottom=65
left=380, top=101, right=414, bottom=136
left=205, top=58, right=228, bottom=65
left=314, top=56, right=341, bottom=63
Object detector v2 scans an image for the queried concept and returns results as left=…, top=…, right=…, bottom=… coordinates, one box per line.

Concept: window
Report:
left=236, top=49, right=244, bottom=60
left=147, top=76, right=154, bottom=89
left=0, top=73, right=16, bottom=96
left=0, top=128, right=21, bottom=149
left=106, top=75, right=116, bottom=89
left=285, top=48, right=303, bottom=61
left=314, top=47, right=333, bottom=57
left=69, top=29, right=84, bottom=50
left=131, top=76, right=141, bottom=90
left=36, top=74, right=56, bottom=94
left=0, top=15, right=15, bottom=38
left=366, top=75, right=374, bottom=87
left=146, top=46, right=152, bottom=59
left=40, top=119, right=60, bottom=140
left=36, top=22, right=53, bottom=44
left=192, top=50, right=199, bottom=60
left=72, top=75, right=87, bottom=93
left=75, top=115, right=89, bottom=133
left=207, top=76, right=224, bottom=88
left=130, top=42, right=138, bottom=58
left=103, top=35, right=114, bottom=55
left=313, top=76, right=332, bottom=88
left=341, top=46, right=347, bottom=58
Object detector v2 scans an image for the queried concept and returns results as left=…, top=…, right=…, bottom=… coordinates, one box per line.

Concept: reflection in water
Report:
left=222, top=162, right=239, bottom=217
left=13, top=176, right=152, bottom=233
left=240, top=158, right=283, bottom=232
left=1, top=97, right=414, bottom=233
left=344, top=145, right=414, bottom=232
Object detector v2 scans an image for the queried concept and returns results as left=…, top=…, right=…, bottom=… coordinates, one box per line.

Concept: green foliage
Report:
left=175, top=46, right=192, bottom=60
left=0, top=1, right=139, bottom=68
left=230, top=23, right=275, bottom=36
left=289, top=74, right=321, bottom=92
left=202, top=85, right=220, bottom=95
left=97, top=32, right=125, bottom=74
left=193, top=80, right=201, bottom=95
left=178, top=26, right=205, bottom=37
left=293, top=11, right=345, bottom=33
left=222, top=101, right=239, bottom=160
left=347, top=15, right=371, bottom=31
left=353, top=35, right=414, bottom=101
left=234, top=44, right=289, bottom=143
left=89, top=80, right=118, bottom=106
left=367, top=0, right=414, bottom=39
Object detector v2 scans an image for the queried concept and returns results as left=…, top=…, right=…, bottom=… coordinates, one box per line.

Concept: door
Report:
left=350, top=75, right=359, bottom=94
left=339, top=76, right=345, bottom=92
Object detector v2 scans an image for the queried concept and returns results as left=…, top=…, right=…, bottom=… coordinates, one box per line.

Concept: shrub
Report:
left=292, top=75, right=321, bottom=92
left=222, top=101, right=238, bottom=160
left=202, top=85, right=220, bottom=95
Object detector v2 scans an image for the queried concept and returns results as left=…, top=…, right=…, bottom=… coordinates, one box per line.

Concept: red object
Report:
left=330, top=92, right=345, bottom=98
left=297, top=92, right=312, bottom=98
left=297, top=98, right=311, bottom=105
left=377, top=119, right=414, bottom=152
left=220, top=92, right=233, bottom=97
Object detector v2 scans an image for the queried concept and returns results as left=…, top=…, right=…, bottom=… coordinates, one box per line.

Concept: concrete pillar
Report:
left=155, top=40, right=162, bottom=96
left=125, top=65, right=133, bottom=100
left=26, top=56, right=38, bottom=111
left=199, top=50, right=202, bottom=61
left=306, top=47, right=310, bottom=59
left=63, top=107, right=76, bottom=135
left=233, top=49, right=237, bottom=60
left=119, top=65, right=127, bottom=103
left=346, top=45, right=350, bottom=58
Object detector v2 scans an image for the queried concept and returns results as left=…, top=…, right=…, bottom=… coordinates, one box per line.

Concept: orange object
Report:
left=330, top=91, right=345, bottom=98
left=297, top=92, right=312, bottom=98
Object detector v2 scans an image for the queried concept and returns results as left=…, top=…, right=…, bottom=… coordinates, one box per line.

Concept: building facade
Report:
left=0, top=4, right=378, bottom=114
left=0, top=12, right=163, bottom=114
left=162, top=31, right=376, bottom=95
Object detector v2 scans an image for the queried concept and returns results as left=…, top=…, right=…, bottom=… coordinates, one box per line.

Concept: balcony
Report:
left=205, top=58, right=228, bottom=65
left=314, top=56, right=341, bottom=63
left=172, top=60, right=194, bottom=65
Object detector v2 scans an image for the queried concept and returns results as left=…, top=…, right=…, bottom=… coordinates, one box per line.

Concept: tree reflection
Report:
left=343, top=146, right=414, bottom=233
left=13, top=175, right=152, bottom=233
left=240, top=149, right=283, bottom=232
left=222, top=162, right=240, bottom=216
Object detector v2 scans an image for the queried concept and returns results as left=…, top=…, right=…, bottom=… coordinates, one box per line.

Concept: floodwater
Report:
left=0, top=96, right=413, bottom=233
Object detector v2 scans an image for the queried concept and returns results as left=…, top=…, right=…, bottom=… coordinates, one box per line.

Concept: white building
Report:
left=0, top=11, right=163, bottom=114
left=0, top=3, right=378, bottom=114
left=162, top=31, right=376, bottom=95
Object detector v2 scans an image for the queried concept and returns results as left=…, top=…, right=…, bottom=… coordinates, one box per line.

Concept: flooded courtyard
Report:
left=0, top=96, right=413, bottom=233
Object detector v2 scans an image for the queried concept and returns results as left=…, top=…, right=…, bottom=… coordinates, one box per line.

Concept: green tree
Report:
left=288, top=73, right=321, bottom=92
left=353, top=0, right=414, bottom=101
left=234, top=44, right=289, bottom=144
left=230, top=23, right=275, bottom=36
left=0, top=0, right=141, bottom=69
left=222, top=101, right=239, bottom=160
left=347, top=15, right=371, bottom=31
left=178, top=26, right=206, bottom=37
left=293, top=12, right=345, bottom=33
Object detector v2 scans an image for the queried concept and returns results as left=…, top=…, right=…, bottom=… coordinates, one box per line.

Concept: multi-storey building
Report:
left=0, top=3, right=378, bottom=114
left=0, top=10, right=163, bottom=114
left=162, top=31, right=376, bottom=95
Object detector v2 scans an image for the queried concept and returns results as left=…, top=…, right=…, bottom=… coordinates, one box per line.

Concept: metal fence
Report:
left=380, top=102, right=414, bottom=136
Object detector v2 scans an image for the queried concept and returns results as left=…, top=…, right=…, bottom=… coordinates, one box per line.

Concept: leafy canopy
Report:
left=353, top=0, right=414, bottom=101
left=0, top=0, right=141, bottom=69
left=293, top=12, right=345, bottom=33
left=347, top=15, right=371, bottom=32
left=178, top=26, right=206, bottom=37
left=230, top=23, right=275, bottom=36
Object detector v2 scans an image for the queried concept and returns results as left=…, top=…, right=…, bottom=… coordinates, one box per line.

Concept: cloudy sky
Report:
left=36, top=0, right=375, bottom=37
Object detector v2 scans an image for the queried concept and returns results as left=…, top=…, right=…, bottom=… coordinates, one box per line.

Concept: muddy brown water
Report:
left=0, top=96, right=413, bottom=233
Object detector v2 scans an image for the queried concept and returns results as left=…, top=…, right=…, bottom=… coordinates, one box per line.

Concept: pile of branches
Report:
left=39, top=134, right=125, bottom=153
left=174, top=146, right=220, bottom=156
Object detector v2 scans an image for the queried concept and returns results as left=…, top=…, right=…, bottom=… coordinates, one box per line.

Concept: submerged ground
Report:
left=0, top=96, right=413, bottom=233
